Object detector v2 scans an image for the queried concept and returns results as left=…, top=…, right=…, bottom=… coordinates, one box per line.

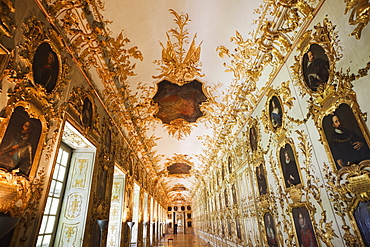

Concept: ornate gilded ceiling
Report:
left=39, top=0, right=269, bottom=204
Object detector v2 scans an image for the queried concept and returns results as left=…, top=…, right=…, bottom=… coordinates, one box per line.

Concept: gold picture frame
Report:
left=31, top=41, right=61, bottom=93
left=317, top=100, right=370, bottom=172
left=255, top=163, right=269, bottom=196
left=268, top=95, right=284, bottom=132
left=291, top=18, right=341, bottom=97
left=290, top=203, right=320, bottom=247
left=248, top=117, right=260, bottom=153
left=277, top=139, right=303, bottom=191
left=261, top=211, right=280, bottom=247
left=0, top=103, right=46, bottom=179
left=0, top=102, right=47, bottom=214
left=347, top=197, right=370, bottom=246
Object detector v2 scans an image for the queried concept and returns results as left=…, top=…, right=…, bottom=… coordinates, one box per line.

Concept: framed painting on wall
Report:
left=32, top=42, right=60, bottom=93
left=0, top=106, right=42, bottom=176
left=322, top=103, right=370, bottom=170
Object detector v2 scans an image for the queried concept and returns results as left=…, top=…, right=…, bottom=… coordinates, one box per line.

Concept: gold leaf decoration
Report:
left=165, top=118, right=195, bottom=140
left=153, top=9, right=204, bottom=85
left=344, top=0, right=370, bottom=39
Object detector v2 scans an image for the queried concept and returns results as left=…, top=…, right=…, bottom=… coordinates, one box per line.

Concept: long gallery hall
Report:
left=0, top=0, right=370, bottom=246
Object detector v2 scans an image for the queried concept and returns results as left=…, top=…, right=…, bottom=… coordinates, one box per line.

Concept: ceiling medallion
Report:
left=153, top=9, right=204, bottom=85
left=152, top=9, right=207, bottom=140
left=164, top=154, right=193, bottom=177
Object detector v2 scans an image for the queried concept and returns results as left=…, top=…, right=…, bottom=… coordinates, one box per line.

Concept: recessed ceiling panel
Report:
left=153, top=79, right=207, bottom=124
left=167, top=162, right=192, bottom=175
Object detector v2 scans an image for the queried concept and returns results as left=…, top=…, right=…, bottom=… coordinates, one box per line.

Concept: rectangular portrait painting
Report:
left=264, top=212, right=278, bottom=247
left=322, top=103, right=370, bottom=169
left=292, top=207, right=318, bottom=247
left=0, top=106, right=42, bottom=176
left=353, top=200, right=370, bottom=246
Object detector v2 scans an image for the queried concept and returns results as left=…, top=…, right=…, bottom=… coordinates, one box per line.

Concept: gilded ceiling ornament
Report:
left=344, top=0, right=370, bottom=39
left=166, top=118, right=194, bottom=140
left=151, top=9, right=208, bottom=140
left=153, top=9, right=204, bottom=85
left=152, top=78, right=208, bottom=140
left=164, top=154, right=193, bottom=174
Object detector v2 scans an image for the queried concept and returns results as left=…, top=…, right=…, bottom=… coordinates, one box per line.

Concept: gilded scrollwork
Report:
left=261, top=82, right=295, bottom=134
left=67, top=86, right=101, bottom=142
left=296, top=130, right=338, bottom=246
left=0, top=0, right=15, bottom=38
left=291, top=18, right=342, bottom=98
left=14, top=15, right=71, bottom=161
left=344, top=0, right=370, bottom=39
left=153, top=9, right=204, bottom=85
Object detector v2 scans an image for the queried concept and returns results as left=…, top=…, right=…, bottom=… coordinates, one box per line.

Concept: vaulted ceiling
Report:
left=100, top=1, right=263, bottom=203
left=43, top=0, right=264, bottom=204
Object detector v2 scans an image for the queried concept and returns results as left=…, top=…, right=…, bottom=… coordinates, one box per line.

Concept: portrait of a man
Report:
left=323, top=103, right=370, bottom=169
left=256, top=164, right=268, bottom=195
left=292, top=207, right=318, bottom=247
left=302, top=44, right=329, bottom=91
left=269, top=96, right=282, bottom=130
left=250, top=126, right=258, bottom=151
left=82, top=97, right=93, bottom=127
left=279, top=143, right=301, bottom=188
left=0, top=106, right=42, bottom=176
left=32, top=42, right=59, bottom=93
left=264, top=212, right=278, bottom=247
left=354, top=200, right=370, bottom=246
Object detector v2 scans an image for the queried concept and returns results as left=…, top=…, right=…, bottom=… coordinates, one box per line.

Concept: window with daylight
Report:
left=36, top=144, right=71, bottom=247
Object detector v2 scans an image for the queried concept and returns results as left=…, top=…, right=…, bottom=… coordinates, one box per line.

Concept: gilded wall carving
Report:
left=344, top=0, right=370, bottom=39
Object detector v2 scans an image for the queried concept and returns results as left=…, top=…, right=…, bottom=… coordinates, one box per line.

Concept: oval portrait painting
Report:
left=302, top=44, right=330, bottom=92
left=269, top=96, right=283, bottom=130
left=32, top=42, right=59, bottom=93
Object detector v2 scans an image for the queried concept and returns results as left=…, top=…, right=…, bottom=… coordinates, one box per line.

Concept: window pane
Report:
left=49, top=198, right=60, bottom=215
left=44, top=197, right=52, bottom=215
left=48, top=180, right=56, bottom=196
left=52, top=165, right=60, bottom=180
left=54, top=181, right=63, bottom=197
left=61, top=150, right=69, bottom=165
left=57, top=166, right=66, bottom=182
left=42, top=234, right=51, bottom=247
left=45, top=216, right=55, bottom=234
left=56, top=149, right=63, bottom=163
left=39, top=216, right=48, bottom=234
left=38, top=144, right=72, bottom=245
left=36, top=236, right=44, bottom=247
